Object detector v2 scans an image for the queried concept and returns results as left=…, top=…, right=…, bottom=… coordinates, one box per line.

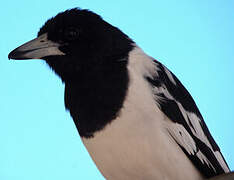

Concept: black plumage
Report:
left=8, top=8, right=230, bottom=180
left=38, top=9, right=133, bottom=137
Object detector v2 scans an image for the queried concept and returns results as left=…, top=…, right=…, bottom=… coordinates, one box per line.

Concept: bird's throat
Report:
left=64, top=62, right=129, bottom=138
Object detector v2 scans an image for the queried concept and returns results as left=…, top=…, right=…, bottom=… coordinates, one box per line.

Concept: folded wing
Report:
left=146, top=59, right=229, bottom=178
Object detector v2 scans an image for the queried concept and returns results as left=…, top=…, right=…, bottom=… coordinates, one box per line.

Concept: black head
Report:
left=9, top=8, right=134, bottom=81
left=8, top=8, right=133, bottom=137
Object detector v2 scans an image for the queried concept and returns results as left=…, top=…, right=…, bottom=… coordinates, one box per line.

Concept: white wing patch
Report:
left=167, top=122, right=197, bottom=155
left=214, top=152, right=230, bottom=173
left=166, top=120, right=216, bottom=172
left=148, top=60, right=229, bottom=174
left=164, top=66, right=177, bottom=85
left=196, top=150, right=216, bottom=172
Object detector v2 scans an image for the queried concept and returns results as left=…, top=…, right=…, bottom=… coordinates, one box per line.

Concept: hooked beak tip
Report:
left=8, top=48, right=29, bottom=60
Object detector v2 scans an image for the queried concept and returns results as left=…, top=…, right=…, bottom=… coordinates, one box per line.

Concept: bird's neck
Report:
left=64, top=61, right=129, bottom=138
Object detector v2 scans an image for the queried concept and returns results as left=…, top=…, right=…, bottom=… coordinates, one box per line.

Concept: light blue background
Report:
left=1, top=0, right=233, bottom=179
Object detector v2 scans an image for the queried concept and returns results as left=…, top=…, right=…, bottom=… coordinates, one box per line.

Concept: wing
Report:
left=146, top=59, right=230, bottom=178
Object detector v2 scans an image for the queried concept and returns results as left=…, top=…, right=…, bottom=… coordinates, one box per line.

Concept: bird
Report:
left=8, top=8, right=232, bottom=180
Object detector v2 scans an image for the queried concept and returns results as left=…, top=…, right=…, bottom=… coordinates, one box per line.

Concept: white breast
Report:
left=82, top=46, right=204, bottom=180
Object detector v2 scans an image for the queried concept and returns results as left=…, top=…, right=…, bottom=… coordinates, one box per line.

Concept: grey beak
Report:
left=8, top=33, right=65, bottom=60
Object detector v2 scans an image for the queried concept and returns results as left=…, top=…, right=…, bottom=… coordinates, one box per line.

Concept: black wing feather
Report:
left=146, top=60, right=229, bottom=178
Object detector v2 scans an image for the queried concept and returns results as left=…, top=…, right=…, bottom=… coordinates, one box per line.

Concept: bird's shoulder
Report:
left=132, top=50, right=230, bottom=178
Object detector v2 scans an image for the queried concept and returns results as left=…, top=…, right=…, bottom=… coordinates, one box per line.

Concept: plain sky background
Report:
left=1, top=0, right=233, bottom=179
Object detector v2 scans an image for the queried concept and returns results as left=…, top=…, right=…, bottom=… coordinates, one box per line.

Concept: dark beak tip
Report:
left=8, top=49, right=28, bottom=60
left=8, top=48, right=19, bottom=60
left=8, top=51, right=14, bottom=60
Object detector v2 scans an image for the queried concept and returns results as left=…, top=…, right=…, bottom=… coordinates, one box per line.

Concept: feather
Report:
left=146, top=59, right=230, bottom=177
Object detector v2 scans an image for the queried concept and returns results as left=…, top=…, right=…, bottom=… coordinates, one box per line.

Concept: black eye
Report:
left=64, top=27, right=79, bottom=41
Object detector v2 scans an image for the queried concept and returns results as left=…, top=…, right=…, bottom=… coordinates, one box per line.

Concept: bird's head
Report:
left=8, top=8, right=133, bottom=81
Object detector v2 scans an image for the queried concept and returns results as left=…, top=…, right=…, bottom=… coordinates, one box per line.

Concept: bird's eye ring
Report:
left=64, top=27, right=79, bottom=41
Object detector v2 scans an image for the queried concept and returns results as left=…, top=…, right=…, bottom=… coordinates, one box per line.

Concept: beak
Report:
left=8, top=33, right=65, bottom=60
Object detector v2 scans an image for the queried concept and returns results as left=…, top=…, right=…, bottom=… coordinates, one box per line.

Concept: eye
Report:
left=64, top=27, right=79, bottom=41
